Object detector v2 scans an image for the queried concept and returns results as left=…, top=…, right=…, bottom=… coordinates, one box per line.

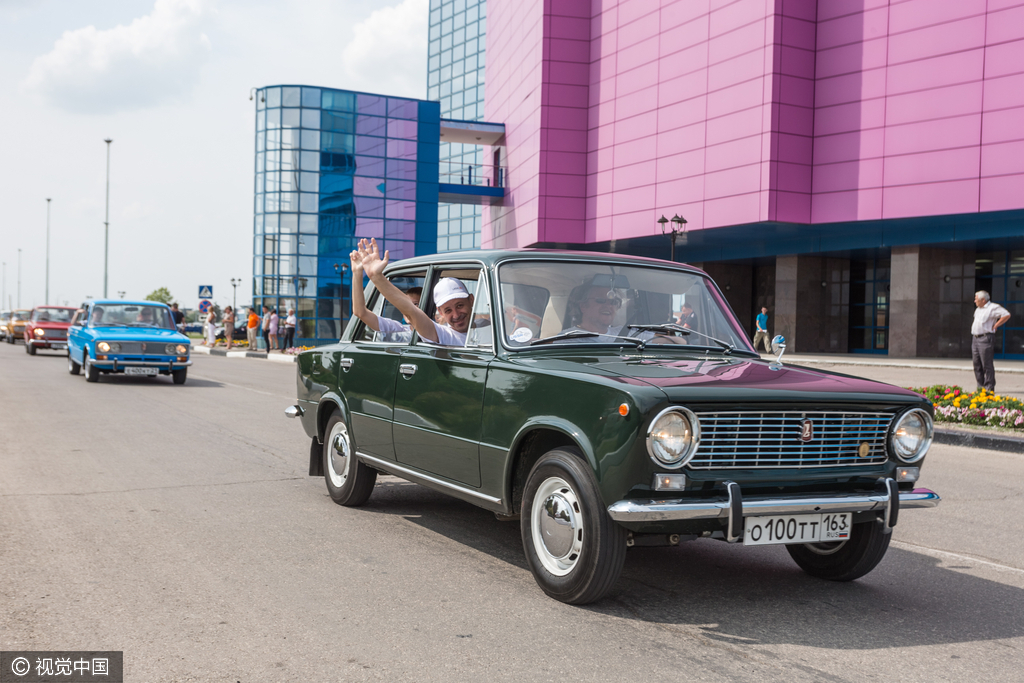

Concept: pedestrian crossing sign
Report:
left=198, top=285, right=213, bottom=298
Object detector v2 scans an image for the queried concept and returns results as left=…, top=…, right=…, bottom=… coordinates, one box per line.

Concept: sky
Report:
left=0, top=0, right=428, bottom=311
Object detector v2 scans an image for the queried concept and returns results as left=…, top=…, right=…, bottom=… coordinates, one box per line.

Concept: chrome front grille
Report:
left=690, top=411, right=893, bottom=469
left=115, top=342, right=166, bottom=355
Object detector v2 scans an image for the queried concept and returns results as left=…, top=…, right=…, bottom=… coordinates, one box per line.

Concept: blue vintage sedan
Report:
left=67, top=300, right=192, bottom=384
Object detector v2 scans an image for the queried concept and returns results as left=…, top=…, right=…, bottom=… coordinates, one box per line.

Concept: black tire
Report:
left=786, top=519, right=891, bottom=581
left=521, top=447, right=628, bottom=604
left=323, top=413, right=376, bottom=506
left=68, top=352, right=81, bottom=375
left=172, top=368, right=187, bottom=385
left=84, top=351, right=99, bottom=383
left=26, top=341, right=35, bottom=355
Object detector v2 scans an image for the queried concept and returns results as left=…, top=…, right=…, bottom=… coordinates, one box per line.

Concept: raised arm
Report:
left=350, top=244, right=381, bottom=332
left=358, top=238, right=439, bottom=343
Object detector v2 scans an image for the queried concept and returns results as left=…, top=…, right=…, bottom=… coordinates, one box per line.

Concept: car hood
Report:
left=87, top=327, right=190, bottom=343
left=32, top=322, right=71, bottom=330
left=520, top=353, right=921, bottom=404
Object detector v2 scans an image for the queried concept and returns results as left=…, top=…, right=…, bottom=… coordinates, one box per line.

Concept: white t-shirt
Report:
left=375, top=315, right=412, bottom=343
left=972, top=301, right=1010, bottom=335
left=423, top=320, right=466, bottom=347
left=286, top=314, right=297, bottom=327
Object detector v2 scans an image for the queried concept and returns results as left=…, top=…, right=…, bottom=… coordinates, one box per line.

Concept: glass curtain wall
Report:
left=428, top=0, right=487, bottom=252
left=253, top=86, right=439, bottom=346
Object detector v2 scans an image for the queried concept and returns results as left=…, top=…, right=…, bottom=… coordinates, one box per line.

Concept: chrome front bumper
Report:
left=608, top=486, right=940, bottom=524
left=92, top=359, right=192, bottom=370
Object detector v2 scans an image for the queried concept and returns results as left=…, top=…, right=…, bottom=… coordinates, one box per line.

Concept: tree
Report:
left=145, top=287, right=175, bottom=305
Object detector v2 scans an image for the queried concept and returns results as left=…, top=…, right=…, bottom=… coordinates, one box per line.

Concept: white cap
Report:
left=433, top=277, right=470, bottom=308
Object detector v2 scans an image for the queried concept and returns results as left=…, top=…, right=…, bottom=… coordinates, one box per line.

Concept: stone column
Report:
left=889, top=245, right=921, bottom=357
left=775, top=255, right=799, bottom=350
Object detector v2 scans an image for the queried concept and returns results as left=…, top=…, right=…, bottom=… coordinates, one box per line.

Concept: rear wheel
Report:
left=172, top=368, right=187, bottom=385
left=323, top=413, right=376, bottom=506
left=786, top=519, right=891, bottom=581
left=521, top=447, right=627, bottom=604
left=68, top=352, right=81, bottom=375
left=84, top=351, right=99, bottom=383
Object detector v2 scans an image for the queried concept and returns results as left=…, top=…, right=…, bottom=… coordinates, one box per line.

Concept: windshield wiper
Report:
left=627, top=323, right=736, bottom=354
left=529, top=329, right=645, bottom=348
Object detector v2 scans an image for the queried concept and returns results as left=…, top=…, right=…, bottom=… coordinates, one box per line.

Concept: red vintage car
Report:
left=24, top=306, right=77, bottom=355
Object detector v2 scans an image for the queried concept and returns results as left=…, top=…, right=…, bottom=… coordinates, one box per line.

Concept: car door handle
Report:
left=399, top=363, right=417, bottom=376
left=340, top=358, right=353, bottom=370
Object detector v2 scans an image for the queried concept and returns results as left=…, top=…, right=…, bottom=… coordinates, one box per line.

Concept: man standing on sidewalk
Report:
left=753, top=306, right=770, bottom=354
left=972, top=290, right=1011, bottom=392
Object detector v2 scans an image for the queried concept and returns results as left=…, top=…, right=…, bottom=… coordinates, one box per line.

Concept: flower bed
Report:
left=908, top=384, right=1024, bottom=430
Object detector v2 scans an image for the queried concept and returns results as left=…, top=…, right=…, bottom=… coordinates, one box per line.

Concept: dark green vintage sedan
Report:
left=286, top=250, right=939, bottom=604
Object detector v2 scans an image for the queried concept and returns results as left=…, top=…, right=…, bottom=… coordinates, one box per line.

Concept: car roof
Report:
left=85, top=300, right=171, bottom=307
left=382, top=248, right=707, bottom=276
left=34, top=305, right=77, bottom=310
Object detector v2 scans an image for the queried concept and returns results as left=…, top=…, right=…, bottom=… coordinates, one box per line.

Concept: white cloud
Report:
left=342, top=0, right=428, bottom=99
left=24, top=0, right=214, bottom=114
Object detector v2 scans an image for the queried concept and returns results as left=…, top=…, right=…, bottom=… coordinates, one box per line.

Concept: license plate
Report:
left=53, top=344, right=67, bottom=350
left=124, top=367, right=158, bottom=376
left=743, top=512, right=852, bottom=546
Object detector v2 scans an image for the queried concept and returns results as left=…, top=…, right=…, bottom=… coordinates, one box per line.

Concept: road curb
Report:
left=934, top=427, right=1024, bottom=453
left=191, top=345, right=296, bottom=363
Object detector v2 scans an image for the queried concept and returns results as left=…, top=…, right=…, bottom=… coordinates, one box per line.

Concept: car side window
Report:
left=465, top=275, right=493, bottom=350
left=354, top=271, right=426, bottom=344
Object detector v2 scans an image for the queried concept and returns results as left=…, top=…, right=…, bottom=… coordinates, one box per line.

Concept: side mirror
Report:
left=770, top=335, right=787, bottom=363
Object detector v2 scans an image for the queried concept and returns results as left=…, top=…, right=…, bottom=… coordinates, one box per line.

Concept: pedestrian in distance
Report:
left=222, top=306, right=235, bottom=349
left=971, top=290, right=1011, bottom=392
left=205, top=306, right=217, bottom=347
left=246, top=307, right=259, bottom=349
left=261, top=305, right=271, bottom=351
left=753, top=306, right=771, bottom=354
left=269, top=308, right=280, bottom=351
left=284, top=308, right=297, bottom=350
left=170, top=302, right=185, bottom=332
left=677, top=303, right=697, bottom=330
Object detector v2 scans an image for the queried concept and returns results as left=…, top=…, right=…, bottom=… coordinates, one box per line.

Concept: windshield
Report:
left=33, top=308, right=75, bottom=323
left=497, top=260, right=754, bottom=352
left=89, top=304, right=175, bottom=329
left=11, top=310, right=31, bottom=321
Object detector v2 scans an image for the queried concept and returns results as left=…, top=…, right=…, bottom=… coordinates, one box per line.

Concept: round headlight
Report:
left=34, top=328, right=44, bottom=336
left=97, top=341, right=111, bottom=353
left=176, top=343, right=189, bottom=355
left=646, top=407, right=699, bottom=468
left=891, top=408, right=933, bottom=463
left=165, top=343, right=177, bottom=354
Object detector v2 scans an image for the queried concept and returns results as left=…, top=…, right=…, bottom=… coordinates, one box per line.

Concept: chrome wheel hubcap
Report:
left=326, top=422, right=351, bottom=488
left=531, top=477, right=583, bottom=576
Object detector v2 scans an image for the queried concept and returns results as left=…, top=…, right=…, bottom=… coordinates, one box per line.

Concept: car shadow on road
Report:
left=355, top=479, right=1024, bottom=650
left=88, top=376, right=224, bottom=388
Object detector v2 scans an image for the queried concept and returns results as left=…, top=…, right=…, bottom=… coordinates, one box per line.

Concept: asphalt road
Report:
left=2, top=342, right=1023, bottom=682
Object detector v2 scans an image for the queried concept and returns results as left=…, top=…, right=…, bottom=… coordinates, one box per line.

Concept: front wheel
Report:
left=323, top=414, right=376, bottom=506
left=68, top=352, right=81, bottom=375
left=786, top=519, right=891, bottom=581
left=26, top=341, right=36, bottom=355
left=172, top=368, right=187, bottom=385
left=521, top=448, right=627, bottom=604
left=84, top=351, right=99, bottom=382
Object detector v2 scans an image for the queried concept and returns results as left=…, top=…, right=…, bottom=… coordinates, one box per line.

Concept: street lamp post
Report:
left=657, top=214, right=688, bottom=262
left=333, top=262, right=349, bottom=326
left=17, top=248, right=22, bottom=308
left=2, top=261, right=5, bottom=308
left=45, top=198, right=51, bottom=305
left=230, top=278, right=239, bottom=312
left=103, top=138, right=112, bottom=298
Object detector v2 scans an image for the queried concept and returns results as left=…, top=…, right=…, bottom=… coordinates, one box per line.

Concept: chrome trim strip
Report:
left=606, top=488, right=940, bottom=523
left=356, top=450, right=502, bottom=505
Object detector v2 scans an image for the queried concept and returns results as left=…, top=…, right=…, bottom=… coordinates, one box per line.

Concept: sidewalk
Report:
left=192, top=344, right=295, bottom=364
left=763, top=351, right=1024, bottom=374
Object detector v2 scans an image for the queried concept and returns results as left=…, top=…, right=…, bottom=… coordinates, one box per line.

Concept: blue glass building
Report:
left=428, top=0, right=487, bottom=252
left=252, top=86, right=440, bottom=346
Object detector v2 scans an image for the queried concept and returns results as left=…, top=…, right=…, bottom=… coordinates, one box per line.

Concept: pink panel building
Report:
left=480, top=0, right=1024, bottom=358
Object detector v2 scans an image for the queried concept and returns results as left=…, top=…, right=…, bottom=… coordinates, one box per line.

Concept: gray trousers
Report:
left=753, top=330, right=771, bottom=353
left=971, top=332, right=996, bottom=391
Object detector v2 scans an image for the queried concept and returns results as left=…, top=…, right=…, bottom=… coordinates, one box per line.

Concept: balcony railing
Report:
left=440, top=161, right=506, bottom=188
